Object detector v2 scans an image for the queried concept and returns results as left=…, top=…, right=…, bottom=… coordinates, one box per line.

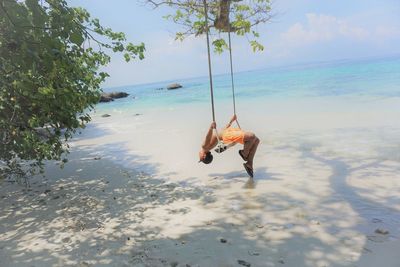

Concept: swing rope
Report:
left=227, top=30, right=240, bottom=129
left=203, top=0, right=216, bottom=123
left=203, top=0, right=221, bottom=144
left=203, top=0, right=241, bottom=151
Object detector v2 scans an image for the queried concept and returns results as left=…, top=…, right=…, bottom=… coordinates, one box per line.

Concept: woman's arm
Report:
left=224, top=114, right=237, bottom=129
left=202, top=122, right=216, bottom=149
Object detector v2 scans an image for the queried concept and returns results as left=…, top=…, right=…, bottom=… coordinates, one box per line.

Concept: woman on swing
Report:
left=198, top=114, right=260, bottom=178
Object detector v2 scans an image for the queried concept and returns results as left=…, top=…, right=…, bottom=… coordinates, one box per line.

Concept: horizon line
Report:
left=104, top=53, right=400, bottom=91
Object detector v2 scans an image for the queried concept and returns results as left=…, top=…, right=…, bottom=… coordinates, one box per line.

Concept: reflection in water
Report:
left=244, top=177, right=255, bottom=189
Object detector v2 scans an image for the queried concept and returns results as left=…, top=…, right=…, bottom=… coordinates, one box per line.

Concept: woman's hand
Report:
left=210, top=122, right=217, bottom=129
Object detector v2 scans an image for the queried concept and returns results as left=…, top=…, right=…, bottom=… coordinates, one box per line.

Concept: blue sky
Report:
left=68, top=0, right=400, bottom=87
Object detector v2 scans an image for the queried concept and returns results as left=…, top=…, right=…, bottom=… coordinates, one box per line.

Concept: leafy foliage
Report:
left=0, top=0, right=145, bottom=181
left=148, top=0, right=273, bottom=53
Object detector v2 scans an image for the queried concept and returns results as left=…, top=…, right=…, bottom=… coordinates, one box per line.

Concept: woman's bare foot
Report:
left=243, top=162, right=253, bottom=178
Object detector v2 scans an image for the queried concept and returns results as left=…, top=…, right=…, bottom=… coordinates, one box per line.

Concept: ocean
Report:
left=98, top=55, right=400, bottom=115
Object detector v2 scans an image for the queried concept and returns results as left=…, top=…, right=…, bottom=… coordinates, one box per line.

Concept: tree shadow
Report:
left=303, top=151, right=400, bottom=235
left=2, top=125, right=400, bottom=266
left=0, top=142, right=207, bottom=266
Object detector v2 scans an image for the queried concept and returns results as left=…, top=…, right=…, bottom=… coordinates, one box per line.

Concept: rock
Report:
left=94, top=156, right=102, bottom=160
left=220, top=238, right=227, bottom=243
left=238, top=260, right=251, bottom=267
left=99, top=91, right=129, bottom=102
left=99, top=95, right=114, bottom=102
left=101, top=114, right=111, bottom=118
left=167, top=83, right=183, bottom=90
left=62, top=237, right=71, bottom=243
left=375, top=228, right=389, bottom=235
left=248, top=251, right=260, bottom=256
left=44, top=189, right=51, bottom=194
left=108, top=92, right=129, bottom=99
left=134, top=113, right=142, bottom=116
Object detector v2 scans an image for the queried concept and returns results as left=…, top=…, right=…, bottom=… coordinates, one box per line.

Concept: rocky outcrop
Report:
left=167, top=83, right=183, bottom=90
left=100, top=95, right=114, bottom=102
left=108, top=92, right=129, bottom=99
left=99, top=92, right=129, bottom=103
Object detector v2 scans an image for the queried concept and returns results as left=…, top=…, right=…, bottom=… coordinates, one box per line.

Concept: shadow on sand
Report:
left=1, top=129, right=400, bottom=267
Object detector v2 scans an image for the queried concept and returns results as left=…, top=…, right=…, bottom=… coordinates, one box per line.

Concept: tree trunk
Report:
left=214, top=0, right=231, bottom=32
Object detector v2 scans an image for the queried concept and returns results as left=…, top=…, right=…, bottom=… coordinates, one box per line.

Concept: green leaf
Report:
left=70, top=31, right=84, bottom=46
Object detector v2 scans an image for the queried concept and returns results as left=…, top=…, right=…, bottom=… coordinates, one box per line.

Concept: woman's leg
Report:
left=242, top=132, right=256, bottom=158
left=245, top=137, right=260, bottom=169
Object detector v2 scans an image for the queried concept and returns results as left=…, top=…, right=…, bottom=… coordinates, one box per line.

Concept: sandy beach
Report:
left=1, top=95, right=400, bottom=267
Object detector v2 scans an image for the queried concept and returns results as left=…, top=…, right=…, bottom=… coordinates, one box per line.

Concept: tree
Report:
left=147, top=0, right=273, bottom=52
left=0, top=0, right=145, bottom=182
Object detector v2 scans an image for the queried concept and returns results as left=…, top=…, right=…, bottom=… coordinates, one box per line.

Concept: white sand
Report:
left=1, top=96, right=400, bottom=266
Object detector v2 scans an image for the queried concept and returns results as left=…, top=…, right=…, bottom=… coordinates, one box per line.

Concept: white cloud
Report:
left=281, top=13, right=370, bottom=45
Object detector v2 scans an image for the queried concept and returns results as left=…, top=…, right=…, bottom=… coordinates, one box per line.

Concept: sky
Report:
left=68, top=0, right=400, bottom=88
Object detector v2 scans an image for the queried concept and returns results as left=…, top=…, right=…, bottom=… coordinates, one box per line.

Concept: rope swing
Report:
left=203, top=0, right=216, bottom=124
left=203, top=0, right=240, bottom=129
left=228, top=30, right=240, bottom=129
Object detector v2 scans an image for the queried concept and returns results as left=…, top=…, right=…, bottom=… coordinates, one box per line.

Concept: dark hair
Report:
left=202, top=151, right=213, bottom=164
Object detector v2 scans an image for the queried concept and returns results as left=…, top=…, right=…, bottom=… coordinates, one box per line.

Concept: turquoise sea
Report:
left=99, top=55, right=400, bottom=114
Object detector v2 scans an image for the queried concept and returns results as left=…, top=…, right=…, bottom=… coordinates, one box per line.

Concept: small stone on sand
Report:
left=220, top=238, right=227, bottom=243
left=238, top=259, right=251, bottom=267
left=375, top=228, right=389, bottom=235
left=62, top=237, right=71, bottom=243
left=248, top=251, right=260, bottom=256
